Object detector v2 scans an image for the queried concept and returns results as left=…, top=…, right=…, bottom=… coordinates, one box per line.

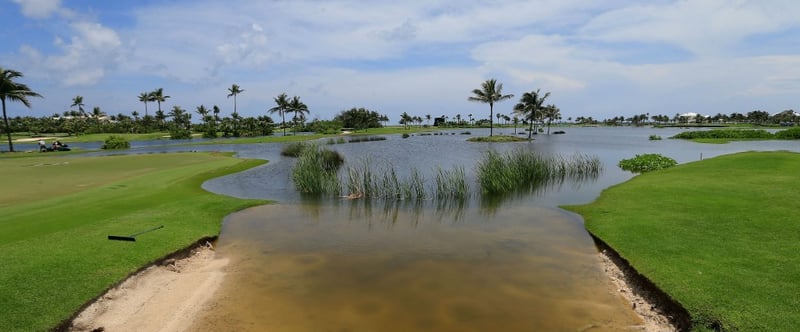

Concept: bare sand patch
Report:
left=598, top=248, right=687, bottom=332
left=68, top=243, right=227, bottom=332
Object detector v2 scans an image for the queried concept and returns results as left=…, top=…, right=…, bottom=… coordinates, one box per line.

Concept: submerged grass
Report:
left=477, top=149, right=602, bottom=195
left=344, top=160, right=430, bottom=200
left=292, top=144, right=343, bottom=194
left=434, top=167, right=470, bottom=200
left=281, top=141, right=308, bottom=157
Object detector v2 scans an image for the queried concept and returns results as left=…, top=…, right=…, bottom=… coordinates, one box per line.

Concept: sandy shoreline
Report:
left=598, top=249, right=681, bottom=332
left=68, top=243, right=227, bottom=332
left=65, top=242, right=681, bottom=332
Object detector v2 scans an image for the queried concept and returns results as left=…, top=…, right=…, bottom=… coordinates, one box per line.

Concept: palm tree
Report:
left=513, top=89, right=550, bottom=140
left=468, top=79, right=514, bottom=136
left=71, top=95, right=85, bottom=116
left=425, top=114, right=432, bottom=126
left=542, top=104, right=561, bottom=134
left=269, top=93, right=290, bottom=136
left=287, top=95, right=308, bottom=134
left=150, top=88, right=170, bottom=114
left=1, top=67, right=43, bottom=152
left=227, top=84, right=244, bottom=115
left=138, top=92, right=151, bottom=117
left=92, top=106, right=106, bottom=119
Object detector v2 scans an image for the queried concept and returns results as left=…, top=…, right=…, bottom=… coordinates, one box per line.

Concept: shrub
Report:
left=618, top=154, right=677, bottom=173
left=649, top=135, right=662, bottom=140
left=402, top=133, right=410, bottom=139
left=169, top=129, right=192, bottom=139
left=309, top=119, right=343, bottom=134
left=101, top=135, right=130, bottom=150
left=775, top=127, right=800, bottom=139
left=202, top=130, right=218, bottom=139
left=671, top=129, right=772, bottom=140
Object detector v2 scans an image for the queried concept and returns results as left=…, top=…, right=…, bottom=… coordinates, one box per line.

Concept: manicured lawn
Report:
left=0, top=152, right=267, bottom=332
left=563, top=151, right=800, bottom=331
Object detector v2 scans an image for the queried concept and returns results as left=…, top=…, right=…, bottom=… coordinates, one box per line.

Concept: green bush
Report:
left=101, top=135, right=130, bottom=150
left=671, top=129, right=772, bottom=140
left=309, top=119, right=343, bottom=135
left=775, top=127, right=800, bottom=139
left=618, top=153, right=677, bottom=173
left=402, top=133, right=410, bottom=139
left=649, top=135, right=662, bottom=140
left=169, top=129, right=192, bottom=139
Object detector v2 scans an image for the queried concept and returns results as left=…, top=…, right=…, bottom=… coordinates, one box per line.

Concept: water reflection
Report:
left=193, top=203, right=641, bottom=331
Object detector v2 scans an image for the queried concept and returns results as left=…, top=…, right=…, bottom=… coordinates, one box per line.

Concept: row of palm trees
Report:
left=469, top=79, right=561, bottom=138
left=268, top=93, right=309, bottom=136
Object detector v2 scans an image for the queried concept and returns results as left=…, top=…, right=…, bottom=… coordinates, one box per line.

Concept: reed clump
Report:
left=348, top=136, right=387, bottom=143
left=477, top=149, right=602, bottom=195
left=344, top=159, right=428, bottom=200
left=292, top=144, right=344, bottom=194
left=281, top=141, right=308, bottom=157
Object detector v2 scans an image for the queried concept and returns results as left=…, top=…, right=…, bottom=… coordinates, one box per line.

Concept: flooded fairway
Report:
left=185, top=127, right=800, bottom=331
left=189, top=202, right=641, bottom=331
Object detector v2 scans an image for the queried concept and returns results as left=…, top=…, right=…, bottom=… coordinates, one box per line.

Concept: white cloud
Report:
left=6, top=0, right=800, bottom=120
left=40, top=22, right=124, bottom=86
left=580, top=1, right=800, bottom=57
left=11, top=0, right=62, bottom=19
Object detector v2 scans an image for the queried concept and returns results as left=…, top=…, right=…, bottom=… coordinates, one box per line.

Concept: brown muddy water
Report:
left=189, top=202, right=641, bottom=331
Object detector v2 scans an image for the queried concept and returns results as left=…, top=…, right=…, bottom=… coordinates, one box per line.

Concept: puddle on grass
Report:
left=189, top=202, right=641, bottom=331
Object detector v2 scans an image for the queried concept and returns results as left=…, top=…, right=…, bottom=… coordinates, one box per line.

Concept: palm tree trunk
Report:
left=2, top=98, right=14, bottom=152
left=489, top=103, right=494, bottom=137
left=528, top=116, right=534, bottom=140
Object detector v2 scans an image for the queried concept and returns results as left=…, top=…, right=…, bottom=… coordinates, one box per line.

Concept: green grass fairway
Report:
left=0, top=152, right=267, bottom=332
left=564, top=151, right=800, bottom=331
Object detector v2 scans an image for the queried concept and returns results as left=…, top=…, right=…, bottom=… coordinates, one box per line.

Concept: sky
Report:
left=1, top=0, right=799, bottom=123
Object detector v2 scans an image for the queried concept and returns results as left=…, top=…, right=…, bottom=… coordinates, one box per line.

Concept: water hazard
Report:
left=188, top=127, right=800, bottom=331
left=190, top=202, right=640, bottom=331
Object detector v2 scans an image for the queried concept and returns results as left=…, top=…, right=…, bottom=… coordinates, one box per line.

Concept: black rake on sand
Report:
left=108, top=225, right=164, bottom=242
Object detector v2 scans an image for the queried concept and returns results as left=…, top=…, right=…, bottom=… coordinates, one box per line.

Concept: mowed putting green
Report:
left=564, top=151, right=800, bottom=331
left=0, top=152, right=267, bottom=332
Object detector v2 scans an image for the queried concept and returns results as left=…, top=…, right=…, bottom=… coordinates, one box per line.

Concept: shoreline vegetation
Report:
left=5, top=123, right=800, bottom=152
left=289, top=145, right=602, bottom=201
left=670, top=127, right=800, bottom=143
left=0, top=152, right=267, bottom=332
left=564, top=151, right=800, bottom=331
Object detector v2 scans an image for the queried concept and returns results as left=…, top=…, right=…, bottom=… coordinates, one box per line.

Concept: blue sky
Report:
left=2, top=0, right=799, bottom=122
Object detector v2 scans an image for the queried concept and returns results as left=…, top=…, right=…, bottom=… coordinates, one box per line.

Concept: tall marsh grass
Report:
left=477, top=149, right=602, bottom=195
left=290, top=147, right=602, bottom=203
left=281, top=142, right=308, bottom=157
left=292, top=144, right=344, bottom=194
left=344, top=159, right=428, bottom=200
left=434, top=167, right=470, bottom=200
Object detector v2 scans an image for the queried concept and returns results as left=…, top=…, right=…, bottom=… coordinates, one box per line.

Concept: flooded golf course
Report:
left=78, top=127, right=800, bottom=330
